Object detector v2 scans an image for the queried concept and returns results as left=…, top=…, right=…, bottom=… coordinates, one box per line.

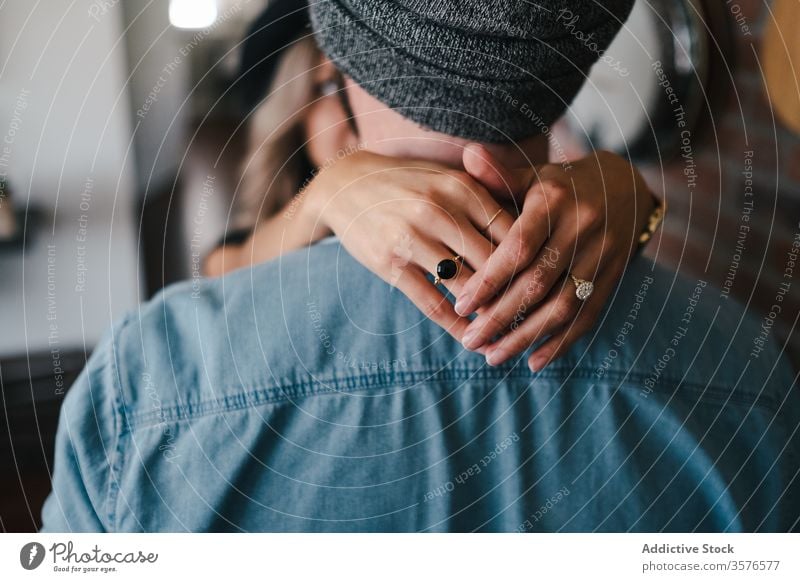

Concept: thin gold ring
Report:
left=482, top=209, right=503, bottom=234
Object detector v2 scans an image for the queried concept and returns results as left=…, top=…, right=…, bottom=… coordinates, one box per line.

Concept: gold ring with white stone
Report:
left=569, top=274, right=594, bottom=301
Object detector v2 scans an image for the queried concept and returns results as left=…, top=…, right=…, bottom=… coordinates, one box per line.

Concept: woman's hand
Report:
left=304, top=150, right=516, bottom=345
left=217, top=142, right=656, bottom=372
left=454, top=145, right=656, bottom=371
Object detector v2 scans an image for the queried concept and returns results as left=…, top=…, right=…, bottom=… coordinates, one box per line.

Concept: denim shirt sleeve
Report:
left=40, top=322, right=125, bottom=532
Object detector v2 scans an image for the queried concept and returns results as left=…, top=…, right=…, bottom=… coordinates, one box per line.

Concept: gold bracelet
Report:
left=638, top=195, right=665, bottom=246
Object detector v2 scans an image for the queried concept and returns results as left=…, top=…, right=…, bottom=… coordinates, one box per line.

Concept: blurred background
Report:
left=0, top=0, right=798, bottom=531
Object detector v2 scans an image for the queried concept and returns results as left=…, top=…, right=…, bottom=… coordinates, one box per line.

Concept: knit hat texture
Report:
left=309, top=0, right=635, bottom=141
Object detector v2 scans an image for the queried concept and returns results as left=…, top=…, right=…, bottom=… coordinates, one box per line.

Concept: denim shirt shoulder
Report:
left=42, top=240, right=799, bottom=532
left=118, top=242, right=791, bottom=425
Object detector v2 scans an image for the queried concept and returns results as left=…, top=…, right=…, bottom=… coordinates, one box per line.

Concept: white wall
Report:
left=121, top=0, right=190, bottom=194
left=0, top=0, right=140, bottom=356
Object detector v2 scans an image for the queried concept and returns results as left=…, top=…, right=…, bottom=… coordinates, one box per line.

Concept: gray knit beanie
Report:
left=309, top=0, right=635, bottom=142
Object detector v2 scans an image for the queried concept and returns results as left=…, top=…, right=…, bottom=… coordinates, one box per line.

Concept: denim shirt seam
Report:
left=106, top=313, right=133, bottom=532
left=124, top=364, right=779, bottom=429
left=127, top=365, right=527, bottom=427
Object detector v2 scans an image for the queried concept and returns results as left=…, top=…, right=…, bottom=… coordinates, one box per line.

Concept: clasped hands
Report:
left=305, top=145, right=654, bottom=372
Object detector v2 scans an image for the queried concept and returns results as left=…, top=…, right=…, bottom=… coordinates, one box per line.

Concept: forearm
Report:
left=203, top=188, right=330, bottom=277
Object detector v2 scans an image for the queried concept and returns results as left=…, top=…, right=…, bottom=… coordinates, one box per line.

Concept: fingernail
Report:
left=529, top=356, right=546, bottom=372
left=462, top=329, right=482, bottom=350
left=454, top=295, right=474, bottom=316
left=486, top=349, right=509, bottom=367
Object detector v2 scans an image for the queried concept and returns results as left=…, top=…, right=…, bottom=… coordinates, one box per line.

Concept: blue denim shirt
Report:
left=41, top=240, right=799, bottom=532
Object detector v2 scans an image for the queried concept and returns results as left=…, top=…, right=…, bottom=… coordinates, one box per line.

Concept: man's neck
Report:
left=362, top=134, right=549, bottom=171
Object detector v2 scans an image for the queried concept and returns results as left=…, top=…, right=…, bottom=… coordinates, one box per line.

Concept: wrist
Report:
left=295, top=178, right=333, bottom=240
left=301, top=155, right=360, bottom=233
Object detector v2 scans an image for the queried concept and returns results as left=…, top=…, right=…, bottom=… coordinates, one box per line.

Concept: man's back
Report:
left=41, top=241, right=799, bottom=532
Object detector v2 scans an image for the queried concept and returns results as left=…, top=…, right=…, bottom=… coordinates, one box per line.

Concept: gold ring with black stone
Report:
left=433, top=255, right=463, bottom=286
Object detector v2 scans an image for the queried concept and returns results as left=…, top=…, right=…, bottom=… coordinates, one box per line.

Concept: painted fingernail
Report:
left=486, top=349, right=509, bottom=367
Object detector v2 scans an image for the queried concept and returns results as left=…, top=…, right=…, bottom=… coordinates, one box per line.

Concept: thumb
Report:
left=462, top=143, right=533, bottom=200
